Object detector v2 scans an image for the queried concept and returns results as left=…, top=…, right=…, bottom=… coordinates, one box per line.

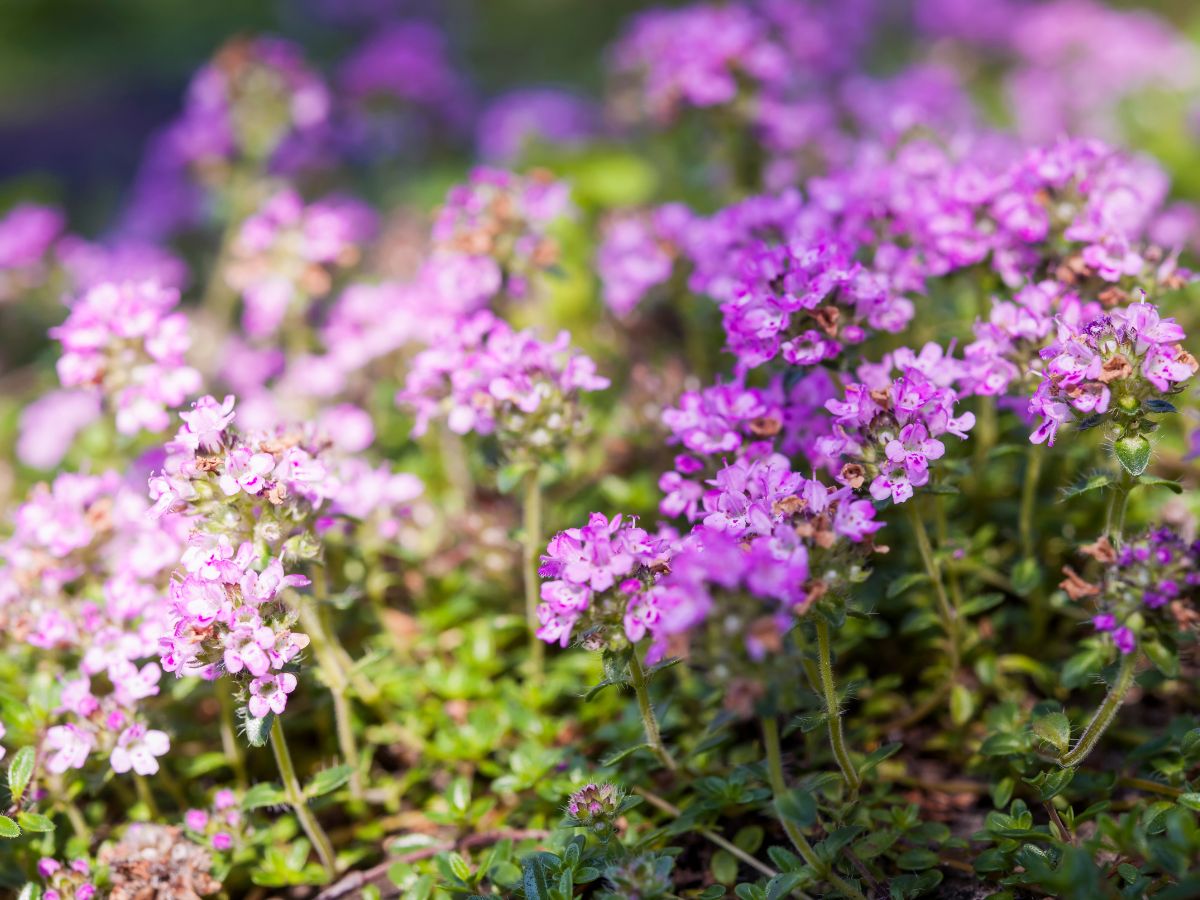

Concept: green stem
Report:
left=761, top=718, right=866, bottom=900
left=63, top=800, right=90, bottom=843
left=635, top=788, right=790, bottom=886
left=133, top=775, right=160, bottom=820
left=217, top=683, right=249, bottom=790
left=1105, top=469, right=1136, bottom=548
left=522, top=470, right=545, bottom=684
left=905, top=502, right=961, bottom=673
left=814, top=619, right=861, bottom=795
left=1020, top=448, right=1043, bottom=560
left=271, top=716, right=337, bottom=878
left=628, top=650, right=676, bottom=771
left=298, top=601, right=365, bottom=801
left=1059, top=652, right=1138, bottom=768
left=307, top=571, right=380, bottom=706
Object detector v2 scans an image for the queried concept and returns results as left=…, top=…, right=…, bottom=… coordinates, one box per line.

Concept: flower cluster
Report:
left=35, top=856, right=97, bottom=900
left=1, top=471, right=182, bottom=777
left=818, top=346, right=976, bottom=504
left=227, top=188, right=378, bottom=339
left=539, top=464, right=883, bottom=660
left=338, top=20, right=474, bottom=149
left=595, top=209, right=680, bottom=317
left=398, top=311, right=609, bottom=459
left=170, top=36, right=332, bottom=175
left=1029, top=301, right=1196, bottom=454
left=608, top=3, right=789, bottom=124
left=428, top=167, right=572, bottom=305
left=1063, top=528, right=1200, bottom=655
left=148, top=395, right=344, bottom=714
left=0, top=202, right=64, bottom=301
left=183, top=788, right=247, bottom=853
left=477, top=88, right=599, bottom=163
left=50, top=281, right=201, bottom=436
left=659, top=370, right=837, bottom=521
left=565, top=782, right=626, bottom=836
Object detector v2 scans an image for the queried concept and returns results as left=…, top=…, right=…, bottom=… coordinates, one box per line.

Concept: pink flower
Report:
left=43, top=724, right=95, bottom=774
left=218, top=447, right=275, bottom=496
left=109, top=724, right=170, bottom=776
left=248, top=672, right=298, bottom=718
left=179, top=395, right=236, bottom=452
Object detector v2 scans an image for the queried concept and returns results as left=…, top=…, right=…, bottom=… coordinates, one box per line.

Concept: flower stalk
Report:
left=297, top=601, right=364, bottom=801
left=1059, top=651, right=1138, bottom=768
left=814, top=618, right=860, bottom=795
left=271, top=716, right=337, bottom=878
left=523, top=470, right=545, bottom=684
left=905, top=501, right=961, bottom=695
left=761, top=717, right=866, bottom=900
left=628, top=649, right=676, bottom=771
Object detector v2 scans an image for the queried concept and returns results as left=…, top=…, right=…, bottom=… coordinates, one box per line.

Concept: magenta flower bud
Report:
left=38, top=858, right=61, bottom=878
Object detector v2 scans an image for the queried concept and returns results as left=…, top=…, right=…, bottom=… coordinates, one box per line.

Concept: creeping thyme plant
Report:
left=5, top=1, right=1200, bottom=898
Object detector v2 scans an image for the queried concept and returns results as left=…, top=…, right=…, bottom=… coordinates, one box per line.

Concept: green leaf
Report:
left=16, top=884, right=41, bottom=900
left=306, top=765, right=353, bottom=799
left=521, top=854, right=554, bottom=900
left=1032, top=712, right=1071, bottom=753
left=950, top=685, right=975, bottom=727
left=1011, top=558, right=1042, bottom=597
left=16, top=812, right=54, bottom=833
left=858, top=741, right=902, bottom=775
left=711, top=850, right=738, bottom=884
left=1142, top=641, right=1180, bottom=678
left=1144, top=398, right=1177, bottom=414
left=887, top=572, right=929, bottom=599
left=1134, top=475, right=1183, bottom=494
left=243, top=712, right=273, bottom=748
left=496, top=463, right=532, bottom=495
left=776, top=789, right=816, bottom=829
left=1061, top=472, right=1111, bottom=499
left=7, top=746, right=35, bottom=804
left=1023, top=768, right=1075, bottom=802
left=1177, top=793, right=1200, bottom=812
left=765, top=874, right=805, bottom=900
left=992, top=776, right=1015, bottom=809
left=1114, top=435, right=1151, bottom=476
left=0, top=815, right=20, bottom=838
left=696, top=887, right=727, bottom=900
left=960, top=592, right=1004, bottom=617
left=242, top=782, right=287, bottom=810
left=895, top=848, right=939, bottom=870
left=600, top=743, right=653, bottom=766
left=446, top=852, right=471, bottom=882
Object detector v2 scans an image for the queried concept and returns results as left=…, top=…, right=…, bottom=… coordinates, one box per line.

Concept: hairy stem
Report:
left=907, top=502, right=960, bottom=660
left=628, top=650, right=677, bottom=771
left=1105, top=468, right=1136, bottom=548
left=1060, top=652, right=1138, bottom=768
left=635, top=788, right=795, bottom=888
left=761, top=718, right=867, bottom=900
left=814, top=618, right=861, bottom=795
left=298, top=601, right=364, bottom=801
left=1020, top=447, right=1043, bottom=560
left=217, top=683, right=249, bottom=790
left=271, top=716, right=337, bottom=878
left=308, top=570, right=380, bottom=705
left=522, top=470, right=545, bottom=684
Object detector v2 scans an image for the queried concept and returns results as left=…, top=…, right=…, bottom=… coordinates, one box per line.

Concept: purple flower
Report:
left=477, top=88, right=599, bottom=162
